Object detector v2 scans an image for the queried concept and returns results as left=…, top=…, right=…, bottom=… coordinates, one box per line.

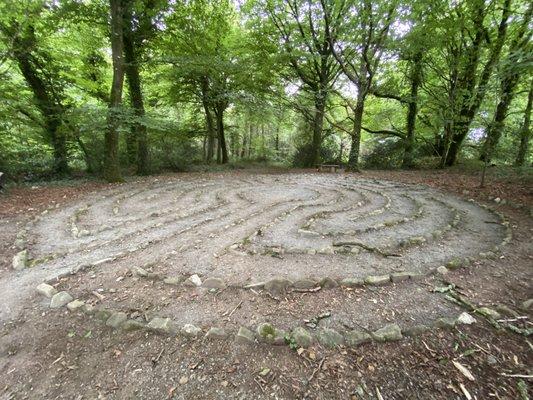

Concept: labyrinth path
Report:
left=20, top=173, right=510, bottom=347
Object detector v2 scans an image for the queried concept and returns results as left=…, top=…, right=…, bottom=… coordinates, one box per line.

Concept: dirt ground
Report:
left=0, top=168, right=531, bottom=400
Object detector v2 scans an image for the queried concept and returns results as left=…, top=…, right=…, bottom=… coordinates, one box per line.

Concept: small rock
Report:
left=456, top=312, right=476, bottom=325
left=106, top=312, right=128, bottom=328
left=403, top=324, right=429, bottom=337
left=181, top=324, right=202, bottom=337
left=205, top=327, right=227, bottom=340
left=436, top=266, right=449, bottom=275
left=163, top=276, right=182, bottom=285
left=319, top=277, right=338, bottom=289
left=345, top=330, right=372, bottom=346
left=183, top=274, right=202, bottom=287
left=36, top=283, right=57, bottom=298
left=179, top=376, right=188, bottom=385
left=257, top=323, right=277, bottom=343
left=390, top=272, right=411, bottom=283
left=131, top=266, right=148, bottom=277
left=122, top=320, right=145, bottom=332
left=264, top=278, right=293, bottom=296
left=364, top=275, right=390, bottom=286
left=495, top=304, right=518, bottom=317
left=95, top=309, right=112, bottom=321
left=446, top=259, right=463, bottom=270
left=293, top=279, right=317, bottom=290
left=487, top=355, right=498, bottom=365
left=372, top=324, right=402, bottom=342
left=12, top=250, right=29, bottom=270
left=236, top=327, right=255, bottom=344
left=66, top=299, right=85, bottom=311
left=316, top=328, right=344, bottom=348
left=476, top=307, right=501, bottom=320
left=148, top=317, right=179, bottom=335
left=435, top=317, right=456, bottom=330
left=520, top=299, right=533, bottom=311
left=50, top=291, right=74, bottom=308
left=82, top=304, right=95, bottom=315
left=340, top=277, right=364, bottom=288
left=291, top=327, right=313, bottom=348
left=494, top=197, right=501, bottom=203
left=202, top=277, right=226, bottom=290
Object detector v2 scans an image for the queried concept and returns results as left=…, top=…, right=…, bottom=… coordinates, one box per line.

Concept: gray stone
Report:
left=82, top=304, right=95, bottom=315
left=181, top=324, right=202, bottom=337
left=291, top=327, right=313, bottom=348
left=340, top=277, right=364, bottom=288
left=436, top=266, right=449, bottom=275
left=293, top=279, right=317, bottom=290
left=456, top=312, right=476, bottom=325
left=202, top=277, right=226, bottom=290
left=66, top=299, right=85, bottom=311
left=50, top=291, right=73, bottom=308
left=205, top=327, right=227, bottom=340
left=403, top=324, right=429, bottom=337
left=364, top=275, right=390, bottom=286
left=446, top=259, right=463, bottom=270
left=476, top=307, right=501, bottom=320
left=345, top=330, right=372, bottom=346
left=12, top=250, right=28, bottom=270
left=183, top=274, right=202, bottom=287
left=106, top=312, right=128, bottom=328
left=273, top=330, right=287, bottom=346
left=316, top=328, right=344, bottom=348
left=390, top=272, right=411, bottom=283
left=495, top=304, right=518, bottom=317
left=257, top=323, right=277, bottom=343
left=264, top=278, right=293, bottom=296
left=435, top=317, right=456, bottom=330
left=487, top=355, right=498, bottom=365
left=148, top=317, right=179, bottom=335
left=520, top=299, right=533, bottom=311
left=36, top=283, right=57, bottom=298
left=163, top=276, right=182, bottom=285
left=236, top=327, right=255, bottom=344
left=372, top=324, right=402, bottom=342
left=122, top=320, right=145, bottom=332
left=95, top=309, right=112, bottom=321
left=319, top=277, right=338, bottom=289
left=132, top=266, right=148, bottom=277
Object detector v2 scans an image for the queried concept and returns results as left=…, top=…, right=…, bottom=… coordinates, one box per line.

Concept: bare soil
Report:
left=0, top=169, right=531, bottom=400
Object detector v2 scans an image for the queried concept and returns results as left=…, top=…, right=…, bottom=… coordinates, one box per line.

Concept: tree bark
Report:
left=200, top=77, right=216, bottom=163
left=402, top=52, right=423, bottom=168
left=515, top=80, right=532, bottom=166
left=104, top=0, right=125, bottom=182
left=9, top=26, right=69, bottom=175
left=310, top=90, right=326, bottom=167
left=123, top=15, right=149, bottom=175
left=347, top=98, right=364, bottom=171
left=214, top=104, right=228, bottom=164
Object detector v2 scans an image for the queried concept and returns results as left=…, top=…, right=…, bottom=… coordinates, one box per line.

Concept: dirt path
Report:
left=0, top=170, right=531, bottom=399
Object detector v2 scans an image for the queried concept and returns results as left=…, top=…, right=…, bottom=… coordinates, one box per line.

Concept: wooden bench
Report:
left=317, top=164, right=341, bottom=173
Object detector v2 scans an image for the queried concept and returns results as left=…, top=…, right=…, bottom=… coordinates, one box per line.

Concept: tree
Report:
left=515, top=80, right=532, bottom=166
left=324, top=0, right=397, bottom=170
left=103, top=0, right=125, bottom=182
left=264, top=0, right=341, bottom=167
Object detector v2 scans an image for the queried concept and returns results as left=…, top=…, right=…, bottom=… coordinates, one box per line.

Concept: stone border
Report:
left=36, top=282, right=505, bottom=350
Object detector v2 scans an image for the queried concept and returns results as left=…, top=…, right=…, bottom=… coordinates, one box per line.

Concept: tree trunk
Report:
left=515, top=80, right=533, bottom=166
left=123, top=12, right=149, bottom=175
left=402, top=52, right=423, bottom=168
left=347, top=98, right=364, bottom=171
left=201, top=77, right=216, bottom=163
left=104, top=0, right=125, bottom=182
left=10, top=29, right=69, bottom=175
left=214, top=105, right=228, bottom=164
left=310, top=91, right=326, bottom=167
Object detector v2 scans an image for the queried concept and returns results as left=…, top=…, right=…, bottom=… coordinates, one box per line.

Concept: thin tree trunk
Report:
left=215, top=106, right=229, bottom=164
left=515, top=80, right=533, bottom=166
left=347, top=98, right=364, bottom=171
left=402, top=52, right=423, bottom=168
left=104, top=0, right=125, bottom=182
left=201, top=77, right=215, bottom=163
left=123, top=12, right=149, bottom=175
left=310, top=91, right=326, bottom=167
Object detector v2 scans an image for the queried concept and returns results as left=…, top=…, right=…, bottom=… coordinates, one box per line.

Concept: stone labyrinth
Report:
left=22, top=173, right=510, bottom=347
